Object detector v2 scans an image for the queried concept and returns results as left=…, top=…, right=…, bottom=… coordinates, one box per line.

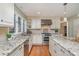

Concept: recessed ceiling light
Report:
left=37, top=12, right=40, bottom=14
left=64, top=17, right=67, bottom=22
left=64, top=11, right=66, bottom=14
left=77, top=14, right=79, bottom=16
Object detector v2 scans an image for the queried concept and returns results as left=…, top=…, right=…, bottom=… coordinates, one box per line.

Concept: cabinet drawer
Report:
left=55, top=43, right=74, bottom=56
left=61, top=48, right=74, bottom=56
left=49, top=39, right=74, bottom=56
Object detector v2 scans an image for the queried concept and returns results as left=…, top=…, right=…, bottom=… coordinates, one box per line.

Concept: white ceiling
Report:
left=15, top=3, right=79, bottom=17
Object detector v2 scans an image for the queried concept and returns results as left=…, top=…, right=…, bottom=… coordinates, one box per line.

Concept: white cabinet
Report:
left=49, top=39, right=55, bottom=55
left=31, top=19, right=41, bottom=29
left=32, top=30, right=42, bottom=45
left=0, top=4, right=14, bottom=27
left=9, top=44, right=24, bottom=56
left=49, top=37, right=74, bottom=56
left=32, top=34, right=42, bottom=45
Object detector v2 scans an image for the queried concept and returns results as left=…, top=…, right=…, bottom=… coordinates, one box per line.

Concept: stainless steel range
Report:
left=42, top=33, right=51, bottom=45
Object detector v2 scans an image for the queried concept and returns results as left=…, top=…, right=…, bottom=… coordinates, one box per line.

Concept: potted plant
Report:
left=55, top=29, right=58, bottom=33
left=6, top=32, right=12, bottom=41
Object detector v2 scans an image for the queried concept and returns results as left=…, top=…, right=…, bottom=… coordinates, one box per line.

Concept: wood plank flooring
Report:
left=28, top=45, right=50, bottom=56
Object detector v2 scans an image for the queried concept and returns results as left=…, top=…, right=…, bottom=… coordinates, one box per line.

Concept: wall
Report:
left=31, top=19, right=41, bottom=29
left=68, top=16, right=79, bottom=38
left=0, top=3, right=14, bottom=41
left=51, top=17, right=61, bottom=29
left=14, top=5, right=27, bottom=19
left=14, top=5, right=27, bottom=34
left=68, top=18, right=74, bottom=37
left=27, top=16, right=61, bottom=29
left=27, top=16, right=61, bottom=44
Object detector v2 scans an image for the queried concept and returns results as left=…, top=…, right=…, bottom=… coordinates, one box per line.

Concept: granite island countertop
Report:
left=51, top=34, right=79, bottom=56
left=0, top=36, right=30, bottom=56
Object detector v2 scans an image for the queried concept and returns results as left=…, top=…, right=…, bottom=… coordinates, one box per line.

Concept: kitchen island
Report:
left=49, top=34, right=79, bottom=56
left=0, top=35, right=30, bottom=56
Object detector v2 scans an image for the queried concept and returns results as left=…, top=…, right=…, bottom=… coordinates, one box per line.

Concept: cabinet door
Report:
left=61, top=47, right=74, bottom=56
left=0, top=4, right=14, bottom=27
left=55, top=44, right=64, bottom=56
left=31, top=19, right=41, bottom=29
left=32, top=34, right=42, bottom=44
left=49, top=38, right=55, bottom=56
left=49, top=39, right=65, bottom=56
left=49, top=38, right=74, bottom=56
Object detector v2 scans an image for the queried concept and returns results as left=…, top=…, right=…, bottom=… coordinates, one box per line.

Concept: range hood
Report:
left=41, top=19, right=52, bottom=25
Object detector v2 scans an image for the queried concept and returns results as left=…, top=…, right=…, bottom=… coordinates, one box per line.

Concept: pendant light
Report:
left=63, top=3, right=67, bottom=22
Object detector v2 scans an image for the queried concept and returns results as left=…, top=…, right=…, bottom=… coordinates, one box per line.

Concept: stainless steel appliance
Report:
left=42, top=33, right=51, bottom=45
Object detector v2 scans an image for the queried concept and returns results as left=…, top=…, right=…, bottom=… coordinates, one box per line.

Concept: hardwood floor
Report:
left=25, top=45, right=50, bottom=56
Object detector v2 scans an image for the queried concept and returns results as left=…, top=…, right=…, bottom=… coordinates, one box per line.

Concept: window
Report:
left=14, top=14, right=16, bottom=33
left=9, top=14, right=16, bottom=33
left=18, top=17, right=21, bottom=32
left=23, top=20, right=25, bottom=32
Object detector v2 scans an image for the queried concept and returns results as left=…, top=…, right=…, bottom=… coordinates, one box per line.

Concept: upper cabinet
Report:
left=41, top=19, right=52, bottom=25
left=31, top=19, right=41, bottom=29
left=0, top=3, right=14, bottom=27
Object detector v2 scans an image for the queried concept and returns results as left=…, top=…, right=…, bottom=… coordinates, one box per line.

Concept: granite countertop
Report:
left=0, top=35, right=30, bottom=56
left=51, top=34, right=79, bottom=56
